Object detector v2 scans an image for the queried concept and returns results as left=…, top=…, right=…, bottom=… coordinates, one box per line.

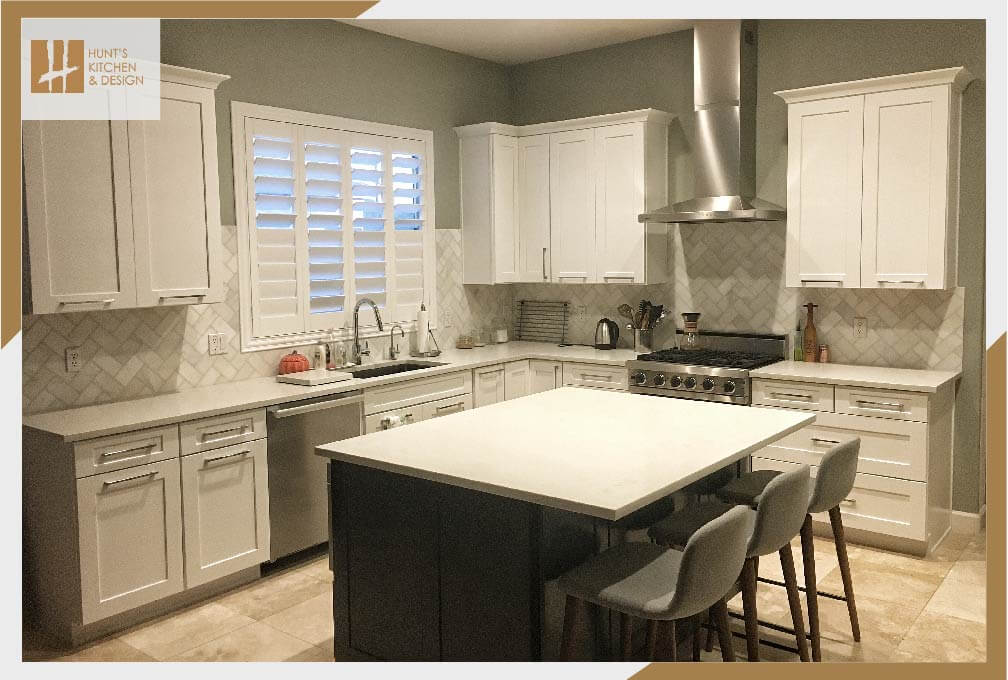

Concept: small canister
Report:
left=818, top=344, right=830, bottom=363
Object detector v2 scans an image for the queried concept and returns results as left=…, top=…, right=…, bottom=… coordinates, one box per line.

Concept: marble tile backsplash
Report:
left=22, top=226, right=964, bottom=414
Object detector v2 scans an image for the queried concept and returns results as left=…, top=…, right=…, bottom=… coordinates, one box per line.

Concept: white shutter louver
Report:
left=350, top=137, right=388, bottom=326
left=247, top=120, right=302, bottom=337
left=304, top=133, right=345, bottom=329
left=391, top=143, right=425, bottom=322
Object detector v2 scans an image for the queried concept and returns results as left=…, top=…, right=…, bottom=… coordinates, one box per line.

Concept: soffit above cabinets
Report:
left=338, top=19, right=694, bottom=65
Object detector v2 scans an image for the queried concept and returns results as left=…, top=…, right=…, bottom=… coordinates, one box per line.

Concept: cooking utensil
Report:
left=593, top=318, right=620, bottom=350
left=617, top=303, right=636, bottom=328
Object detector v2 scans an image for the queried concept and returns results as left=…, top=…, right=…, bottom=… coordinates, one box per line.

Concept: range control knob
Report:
left=683, top=376, right=697, bottom=390
left=632, top=372, right=647, bottom=386
left=653, top=373, right=666, bottom=386
left=702, top=377, right=716, bottom=391
left=669, top=375, right=683, bottom=388
left=723, top=380, right=737, bottom=394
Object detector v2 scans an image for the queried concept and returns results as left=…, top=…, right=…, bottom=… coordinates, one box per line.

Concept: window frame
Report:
left=231, top=101, right=437, bottom=352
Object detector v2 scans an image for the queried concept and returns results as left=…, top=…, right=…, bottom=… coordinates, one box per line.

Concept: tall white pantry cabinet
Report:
left=23, top=65, right=229, bottom=313
left=456, top=109, right=673, bottom=285
left=777, top=68, right=973, bottom=290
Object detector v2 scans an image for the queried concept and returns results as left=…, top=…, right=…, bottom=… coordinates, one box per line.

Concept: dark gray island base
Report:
left=327, top=460, right=684, bottom=661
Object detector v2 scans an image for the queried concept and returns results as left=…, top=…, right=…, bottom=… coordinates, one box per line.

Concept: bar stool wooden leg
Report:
left=646, top=620, right=658, bottom=661
left=780, top=546, right=811, bottom=662
left=711, top=597, right=735, bottom=662
left=740, top=557, right=760, bottom=662
left=661, top=619, right=678, bottom=661
left=829, top=506, right=861, bottom=642
left=561, top=595, right=585, bottom=661
left=692, top=614, right=702, bottom=661
left=800, top=514, right=822, bottom=661
left=704, top=609, right=715, bottom=653
left=620, top=612, right=633, bottom=661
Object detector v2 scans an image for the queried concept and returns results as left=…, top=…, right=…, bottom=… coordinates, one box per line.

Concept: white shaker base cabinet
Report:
left=180, top=439, right=270, bottom=588
left=504, top=360, right=532, bottom=400
left=473, top=364, right=507, bottom=407
left=777, top=67, right=973, bottom=290
left=76, top=459, right=184, bottom=625
left=529, top=360, right=562, bottom=394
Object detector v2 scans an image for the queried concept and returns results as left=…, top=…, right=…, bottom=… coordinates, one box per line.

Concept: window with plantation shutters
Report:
left=233, top=104, right=435, bottom=351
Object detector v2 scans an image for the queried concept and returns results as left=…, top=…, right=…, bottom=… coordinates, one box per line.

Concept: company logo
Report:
left=30, top=39, right=84, bottom=93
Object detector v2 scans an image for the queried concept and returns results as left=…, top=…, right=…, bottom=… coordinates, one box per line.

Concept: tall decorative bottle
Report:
left=802, top=303, right=819, bottom=363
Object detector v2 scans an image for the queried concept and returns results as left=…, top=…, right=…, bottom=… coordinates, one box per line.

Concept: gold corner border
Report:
left=1, top=0, right=378, bottom=347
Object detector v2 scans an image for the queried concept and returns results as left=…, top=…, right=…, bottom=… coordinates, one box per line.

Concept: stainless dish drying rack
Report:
left=514, top=300, right=569, bottom=345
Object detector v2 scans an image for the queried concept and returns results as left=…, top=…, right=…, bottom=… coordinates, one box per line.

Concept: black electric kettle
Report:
left=594, top=318, right=620, bottom=350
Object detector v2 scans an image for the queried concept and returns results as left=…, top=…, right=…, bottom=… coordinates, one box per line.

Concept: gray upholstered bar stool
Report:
left=715, top=438, right=861, bottom=662
left=648, top=466, right=813, bottom=662
left=557, top=505, right=753, bottom=662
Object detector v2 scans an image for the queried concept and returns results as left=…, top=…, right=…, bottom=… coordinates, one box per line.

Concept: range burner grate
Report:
left=636, top=348, right=779, bottom=370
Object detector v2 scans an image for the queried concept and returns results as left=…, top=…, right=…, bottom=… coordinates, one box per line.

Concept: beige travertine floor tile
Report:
left=924, top=575, right=986, bottom=624
left=262, top=592, right=334, bottom=648
left=947, top=552, right=986, bottom=586
left=296, top=556, right=335, bottom=583
left=214, top=568, right=331, bottom=620
left=57, top=637, right=155, bottom=662
left=172, top=621, right=332, bottom=662
left=845, top=543, right=956, bottom=579
left=896, top=611, right=986, bottom=662
left=118, top=601, right=256, bottom=660
left=817, top=559, right=942, bottom=606
left=756, top=544, right=840, bottom=587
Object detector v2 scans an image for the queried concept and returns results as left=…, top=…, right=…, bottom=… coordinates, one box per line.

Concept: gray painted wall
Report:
left=160, top=19, right=515, bottom=229
left=509, top=20, right=986, bottom=513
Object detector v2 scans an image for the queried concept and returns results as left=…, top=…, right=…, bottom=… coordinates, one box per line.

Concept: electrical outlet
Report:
left=65, top=346, right=83, bottom=373
left=853, top=317, right=868, bottom=339
left=207, top=332, right=227, bottom=355
left=573, top=304, right=587, bottom=320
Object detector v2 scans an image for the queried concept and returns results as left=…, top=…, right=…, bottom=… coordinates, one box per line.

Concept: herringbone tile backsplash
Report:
left=22, top=225, right=964, bottom=414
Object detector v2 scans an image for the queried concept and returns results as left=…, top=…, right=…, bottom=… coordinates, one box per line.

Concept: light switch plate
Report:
left=853, top=317, right=868, bottom=339
left=207, top=332, right=227, bottom=355
left=65, top=346, right=82, bottom=372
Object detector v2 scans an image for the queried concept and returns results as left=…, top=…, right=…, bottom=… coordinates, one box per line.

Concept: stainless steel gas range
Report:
left=627, top=331, right=786, bottom=405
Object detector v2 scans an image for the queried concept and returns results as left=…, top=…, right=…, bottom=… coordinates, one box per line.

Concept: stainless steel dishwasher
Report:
left=266, top=391, right=363, bottom=560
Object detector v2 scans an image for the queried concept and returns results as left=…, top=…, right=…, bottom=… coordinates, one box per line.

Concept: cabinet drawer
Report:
left=364, top=405, right=423, bottom=434
left=74, top=425, right=180, bottom=479
left=752, top=457, right=926, bottom=541
left=421, top=394, right=473, bottom=420
left=835, top=386, right=929, bottom=422
left=562, top=362, right=627, bottom=391
left=364, top=370, right=472, bottom=415
left=180, top=408, right=266, bottom=455
left=752, top=379, right=835, bottom=412
left=756, top=411, right=928, bottom=481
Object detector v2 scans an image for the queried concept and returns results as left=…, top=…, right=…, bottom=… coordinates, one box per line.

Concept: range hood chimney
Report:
left=639, top=20, right=785, bottom=224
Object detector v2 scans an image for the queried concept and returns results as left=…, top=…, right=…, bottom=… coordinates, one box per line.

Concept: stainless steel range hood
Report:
left=639, top=20, right=785, bottom=224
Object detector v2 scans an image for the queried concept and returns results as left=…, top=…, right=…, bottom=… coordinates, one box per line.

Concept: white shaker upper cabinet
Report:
left=782, top=96, right=864, bottom=288
left=517, top=135, right=551, bottom=282
left=549, top=128, right=596, bottom=283
left=459, top=131, right=518, bottom=284
left=778, top=67, right=972, bottom=291
left=861, top=86, right=953, bottom=289
left=130, top=79, right=225, bottom=306
left=490, top=135, right=520, bottom=283
left=594, top=123, right=646, bottom=284
left=23, top=120, right=137, bottom=313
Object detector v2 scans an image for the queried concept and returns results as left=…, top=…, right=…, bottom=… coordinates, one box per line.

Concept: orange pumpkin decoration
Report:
left=278, top=350, right=310, bottom=375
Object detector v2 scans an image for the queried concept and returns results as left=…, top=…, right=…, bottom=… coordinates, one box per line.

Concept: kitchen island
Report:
left=316, top=388, right=813, bottom=661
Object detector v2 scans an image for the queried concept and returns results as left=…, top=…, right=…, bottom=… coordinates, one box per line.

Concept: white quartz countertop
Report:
left=24, top=342, right=637, bottom=442
left=751, top=360, right=960, bottom=393
left=316, top=387, right=814, bottom=520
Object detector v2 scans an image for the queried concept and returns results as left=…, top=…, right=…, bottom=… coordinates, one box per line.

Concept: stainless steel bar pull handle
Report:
left=810, top=437, right=841, bottom=445
left=103, top=471, right=157, bottom=486
left=204, top=449, right=250, bottom=464
left=771, top=392, right=812, bottom=401
left=855, top=399, right=904, bottom=410
left=542, top=248, right=547, bottom=280
left=62, top=298, right=115, bottom=305
left=201, top=425, right=246, bottom=441
left=100, top=443, right=156, bottom=458
left=435, top=402, right=463, bottom=412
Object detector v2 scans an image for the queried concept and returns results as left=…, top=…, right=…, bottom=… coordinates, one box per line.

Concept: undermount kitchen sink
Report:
left=348, top=360, right=445, bottom=380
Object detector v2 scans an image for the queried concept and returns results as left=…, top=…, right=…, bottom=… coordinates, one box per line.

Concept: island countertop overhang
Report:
left=316, top=388, right=815, bottom=521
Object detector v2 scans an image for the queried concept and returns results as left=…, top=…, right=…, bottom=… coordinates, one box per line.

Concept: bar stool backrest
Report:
left=746, top=465, right=811, bottom=558
left=668, top=505, right=754, bottom=620
left=808, top=438, right=861, bottom=514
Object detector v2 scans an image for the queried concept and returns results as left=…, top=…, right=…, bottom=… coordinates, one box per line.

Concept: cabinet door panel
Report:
left=473, top=366, right=505, bottom=407
left=131, top=82, right=223, bottom=306
left=785, top=96, right=864, bottom=288
left=517, top=135, right=551, bottom=282
left=421, top=394, right=472, bottom=420
left=549, top=129, right=596, bottom=282
left=861, top=86, right=950, bottom=289
left=529, top=360, right=561, bottom=394
left=23, top=120, right=136, bottom=313
left=181, top=440, right=270, bottom=587
left=491, top=135, right=519, bottom=283
left=595, top=123, right=645, bottom=283
left=504, top=360, right=531, bottom=400
left=76, top=459, right=183, bottom=623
